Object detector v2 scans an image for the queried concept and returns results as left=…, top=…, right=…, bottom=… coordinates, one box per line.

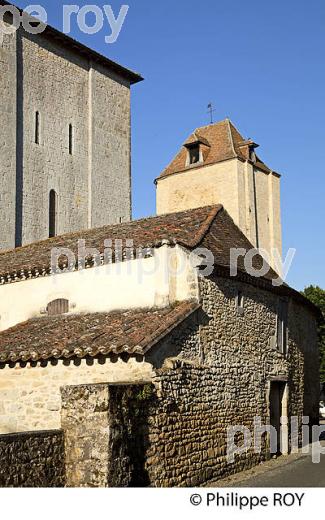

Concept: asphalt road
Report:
left=236, top=444, right=325, bottom=487
left=210, top=422, right=325, bottom=487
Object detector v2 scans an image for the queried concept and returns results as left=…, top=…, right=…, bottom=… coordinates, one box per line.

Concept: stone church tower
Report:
left=0, top=10, right=142, bottom=251
left=156, top=119, right=282, bottom=271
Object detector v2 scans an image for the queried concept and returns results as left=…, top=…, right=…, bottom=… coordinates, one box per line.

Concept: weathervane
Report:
left=207, top=102, right=216, bottom=124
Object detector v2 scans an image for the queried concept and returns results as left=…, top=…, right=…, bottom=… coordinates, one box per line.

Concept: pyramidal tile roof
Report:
left=158, top=119, right=276, bottom=180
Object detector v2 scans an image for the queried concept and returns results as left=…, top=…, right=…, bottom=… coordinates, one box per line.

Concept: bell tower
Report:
left=156, top=119, right=282, bottom=272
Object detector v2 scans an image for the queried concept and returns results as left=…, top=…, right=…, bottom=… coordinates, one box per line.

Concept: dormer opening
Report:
left=238, top=139, right=259, bottom=164
left=249, top=146, right=257, bottom=164
left=188, top=144, right=201, bottom=165
left=183, top=132, right=211, bottom=168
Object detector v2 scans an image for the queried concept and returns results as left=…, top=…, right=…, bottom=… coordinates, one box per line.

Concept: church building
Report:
left=0, top=1, right=320, bottom=488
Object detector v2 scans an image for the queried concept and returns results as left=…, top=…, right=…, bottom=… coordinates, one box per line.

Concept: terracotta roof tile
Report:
left=0, top=205, right=222, bottom=280
left=0, top=204, right=318, bottom=318
left=0, top=203, right=299, bottom=290
left=158, top=119, right=274, bottom=179
left=0, top=301, right=200, bottom=364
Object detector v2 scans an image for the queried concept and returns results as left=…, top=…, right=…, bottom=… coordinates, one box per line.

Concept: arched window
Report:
left=49, top=190, right=58, bottom=238
left=47, top=299, right=69, bottom=316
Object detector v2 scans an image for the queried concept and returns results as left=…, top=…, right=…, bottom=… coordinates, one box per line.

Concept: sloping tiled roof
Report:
left=201, top=207, right=275, bottom=279
left=0, top=205, right=223, bottom=281
left=0, top=203, right=281, bottom=283
left=184, top=132, right=211, bottom=148
left=0, top=301, right=200, bottom=364
left=0, top=205, right=319, bottom=317
left=158, top=119, right=274, bottom=179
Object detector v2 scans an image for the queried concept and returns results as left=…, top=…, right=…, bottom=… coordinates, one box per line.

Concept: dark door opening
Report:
left=269, top=381, right=286, bottom=455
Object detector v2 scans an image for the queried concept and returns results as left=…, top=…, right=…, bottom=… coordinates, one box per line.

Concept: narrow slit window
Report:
left=69, top=124, right=73, bottom=155
left=35, top=111, right=40, bottom=144
left=277, top=299, right=288, bottom=355
left=49, top=189, right=58, bottom=238
left=236, top=290, right=244, bottom=315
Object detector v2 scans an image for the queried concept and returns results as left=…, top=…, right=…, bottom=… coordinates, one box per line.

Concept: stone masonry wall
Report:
left=91, top=63, right=131, bottom=228
left=199, top=274, right=318, bottom=426
left=288, top=298, right=319, bottom=425
left=0, top=273, right=318, bottom=487
left=145, top=361, right=264, bottom=487
left=21, top=31, right=89, bottom=244
left=0, top=31, right=17, bottom=250
left=0, top=429, right=65, bottom=487
left=61, top=384, right=111, bottom=487
left=0, top=27, right=131, bottom=249
left=142, top=274, right=319, bottom=486
left=0, top=357, right=153, bottom=434
left=61, top=383, right=154, bottom=487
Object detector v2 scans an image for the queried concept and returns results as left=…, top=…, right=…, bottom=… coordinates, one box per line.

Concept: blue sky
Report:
left=12, top=0, right=325, bottom=290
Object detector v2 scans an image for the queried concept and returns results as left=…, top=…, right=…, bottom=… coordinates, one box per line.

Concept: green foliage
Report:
left=131, top=385, right=154, bottom=418
left=301, top=285, right=325, bottom=383
left=136, top=384, right=154, bottom=402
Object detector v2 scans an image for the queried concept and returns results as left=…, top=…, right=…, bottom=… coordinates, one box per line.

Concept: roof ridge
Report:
left=227, top=118, right=245, bottom=137
left=0, top=209, right=186, bottom=258
left=177, top=204, right=223, bottom=249
left=0, top=205, right=223, bottom=283
left=194, top=118, right=229, bottom=132
left=226, top=118, right=237, bottom=157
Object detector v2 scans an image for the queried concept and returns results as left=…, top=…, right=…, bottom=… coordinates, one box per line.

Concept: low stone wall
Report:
left=60, top=374, right=267, bottom=488
left=0, top=430, right=65, bottom=487
left=61, top=383, right=154, bottom=487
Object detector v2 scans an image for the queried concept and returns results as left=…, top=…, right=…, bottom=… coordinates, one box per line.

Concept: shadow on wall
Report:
left=146, top=309, right=210, bottom=370
left=0, top=430, right=65, bottom=487
left=108, top=384, right=155, bottom=487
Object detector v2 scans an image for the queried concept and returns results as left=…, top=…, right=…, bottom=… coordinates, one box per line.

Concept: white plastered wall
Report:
left=0, top=245, right=199, bottom=332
